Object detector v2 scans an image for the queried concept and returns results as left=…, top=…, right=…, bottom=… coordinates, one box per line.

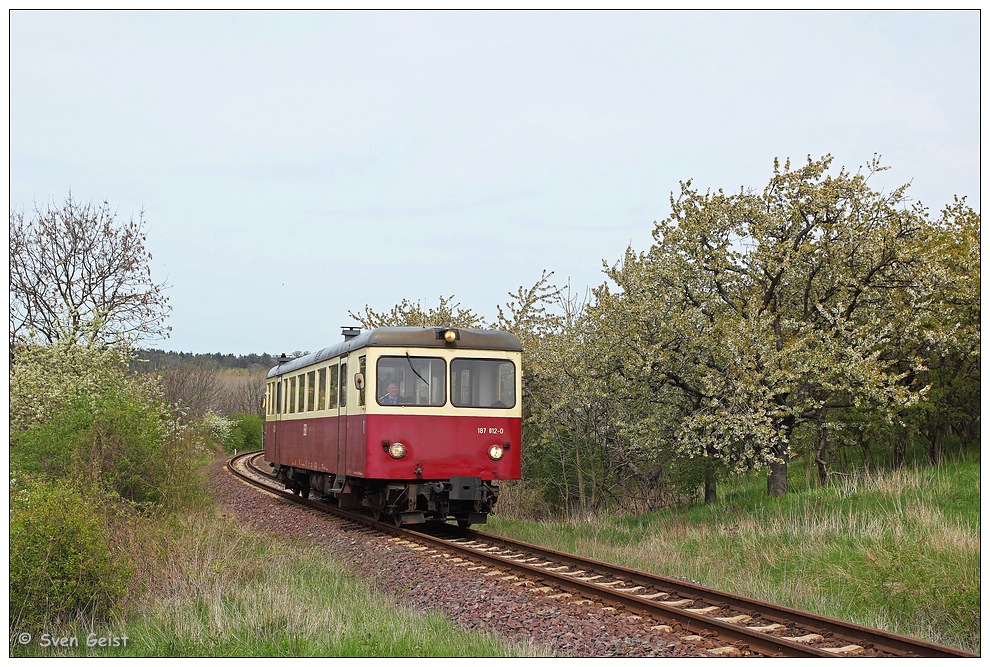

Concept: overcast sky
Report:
left=9, top=10, right=981, bottom=355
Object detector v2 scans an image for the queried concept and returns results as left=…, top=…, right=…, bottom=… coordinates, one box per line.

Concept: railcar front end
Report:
left=262, top=327, right=522, bottom=527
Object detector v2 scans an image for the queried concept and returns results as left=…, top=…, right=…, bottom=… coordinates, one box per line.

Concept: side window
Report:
left=339, top=361, right=347, bottom=408
left=318, top=368, right=327, bottom=411
left=359, top=356, right=366, bottom=407
left=307, top=370, right=316, bottom=412
left=287, top=376, right=296, bottom=414
left=328, top=364, right=339, bottom=410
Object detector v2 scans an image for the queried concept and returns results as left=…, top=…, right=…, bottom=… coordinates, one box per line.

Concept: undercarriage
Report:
left=271, top=464, right=498, bottom=528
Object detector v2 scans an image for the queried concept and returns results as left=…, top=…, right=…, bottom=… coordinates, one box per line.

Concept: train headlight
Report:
left=488, top=444, right=504, bottom=461
left=388, top=442, right=407, bottom=459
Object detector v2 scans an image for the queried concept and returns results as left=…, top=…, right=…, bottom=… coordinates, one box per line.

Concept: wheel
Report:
left=394, top=513, right=404, bottom=528
left=372, top=509, right=383, bottom=522
left=457, top=519, right=471, bottom=530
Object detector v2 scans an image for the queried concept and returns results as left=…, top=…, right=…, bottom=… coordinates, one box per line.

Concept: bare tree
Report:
left=9, top=192, right=171, bottom=349
left=155, top=365, right=267, bottom=418
left=158, top=366, right=226, bottom=418
left=219, top=370, right=267, bottom=416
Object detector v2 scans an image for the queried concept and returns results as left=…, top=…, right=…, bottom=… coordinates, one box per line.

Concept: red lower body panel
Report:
left=265, top=413, right=521, bottom=481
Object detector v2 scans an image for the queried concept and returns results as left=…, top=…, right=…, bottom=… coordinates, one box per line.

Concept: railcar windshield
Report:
left=451, top=358, right=516, bottom=409
left=377, top=356, right=446, bottom=406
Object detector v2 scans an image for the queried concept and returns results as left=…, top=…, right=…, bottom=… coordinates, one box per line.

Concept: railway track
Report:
left=227, top=451, right=977, bottom=658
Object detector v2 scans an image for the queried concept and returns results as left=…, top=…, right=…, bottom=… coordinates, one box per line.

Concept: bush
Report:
left=9, top=339, right=132, bottom=434
left=230, top=413, right=264, bottom=452
left=9, top=480, right=132, bottom=634
left=12, top=390, right=169, bottom=505
left=203, top=411, right=264, bottom=453
left=202, top=411, right=237, bottom=451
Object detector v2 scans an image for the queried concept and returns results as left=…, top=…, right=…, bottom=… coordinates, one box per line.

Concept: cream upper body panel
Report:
left=267, top=345, right=522, bottom=420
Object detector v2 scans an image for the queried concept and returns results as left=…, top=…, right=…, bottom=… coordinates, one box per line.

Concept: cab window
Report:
left=451, top=359, right=516, bottom=408
left=377, top=356, right=446, bottom=406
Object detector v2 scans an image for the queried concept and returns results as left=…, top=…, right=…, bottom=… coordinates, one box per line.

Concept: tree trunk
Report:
left=892, top=429, right=907, bottom=469
left=815, top=425, right=829, bottom=486
left=767, top=460, right=787, bottom=496
left=574, top=434, right=586, bottom=513
left=704, top=465, right=717, bottom=504
left=928, top=425, right=945, bottom=465
left=767, top=412, right=792, bottom=497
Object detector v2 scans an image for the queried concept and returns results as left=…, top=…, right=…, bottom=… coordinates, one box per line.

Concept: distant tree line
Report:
left=131, top=349, right=276, bottom=372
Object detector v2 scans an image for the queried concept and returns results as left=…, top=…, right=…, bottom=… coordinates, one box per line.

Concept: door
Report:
left=271, top=378, right=283, bottom=462
left=337, top=358, right=347, bottom=474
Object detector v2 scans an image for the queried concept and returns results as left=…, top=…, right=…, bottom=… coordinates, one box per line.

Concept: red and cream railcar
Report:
left=263, top=326, right=522, bottom=527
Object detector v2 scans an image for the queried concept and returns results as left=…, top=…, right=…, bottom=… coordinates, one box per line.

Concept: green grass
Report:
left=9, top=511, right=544, bottom=657
left=485, top=458, right=981, bottom=654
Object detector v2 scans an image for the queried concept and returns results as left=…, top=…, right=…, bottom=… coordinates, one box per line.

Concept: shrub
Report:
left=9, top=480, right=132, bottom=634
left=154, top=424, right=213, bottom=513
left=12, top=390, right=169, bottom=505
left=74, top=390, right=169, bottom=505
left=229, top=413, right=264, bottom=452
left=10, top=395, right=94, bottom=484
left=203, top=411, right=264, bottom=453
left=9, top=339, right=132, bottom=434
left=202, top=410, right=238, bottom=451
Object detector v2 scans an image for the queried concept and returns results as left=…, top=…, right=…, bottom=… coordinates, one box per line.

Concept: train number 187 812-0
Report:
left=477, top=427, right=505, bottom=435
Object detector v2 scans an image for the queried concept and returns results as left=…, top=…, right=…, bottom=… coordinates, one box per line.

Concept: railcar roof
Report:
left=267, top=326, right=522, bottom=377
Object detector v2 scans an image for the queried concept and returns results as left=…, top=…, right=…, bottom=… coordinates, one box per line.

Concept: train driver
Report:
left=380, top=382, right=401, bottom=405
